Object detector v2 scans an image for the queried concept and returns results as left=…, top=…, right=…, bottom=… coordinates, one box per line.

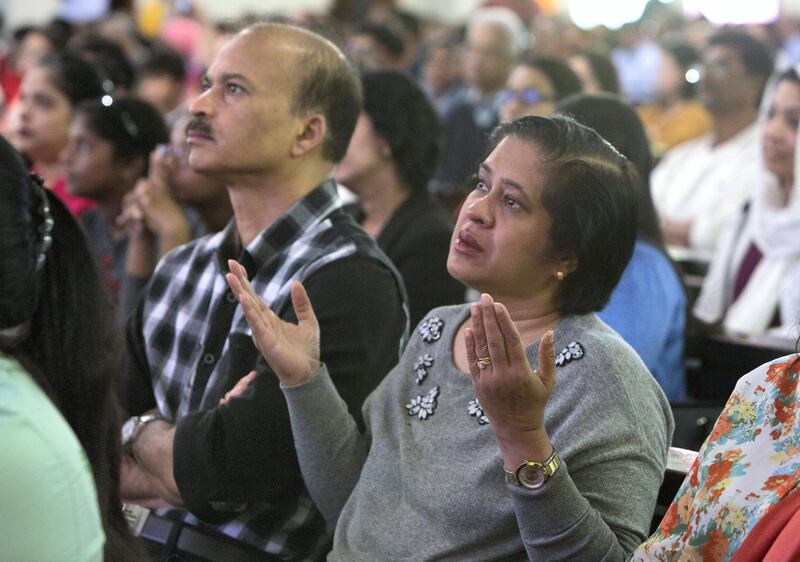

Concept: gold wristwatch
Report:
left=505, top=449, right=560, bottom=490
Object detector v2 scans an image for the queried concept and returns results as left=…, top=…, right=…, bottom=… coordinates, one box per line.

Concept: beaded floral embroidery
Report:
left=467, top=398, right=490, bottom=425
left=413, top=354, right=434, bottom=384
left=555, top=342, right=584, bottom=366
left=406, top=386, right=440, bottom=420
left=418, top=317, right=444, bottom=343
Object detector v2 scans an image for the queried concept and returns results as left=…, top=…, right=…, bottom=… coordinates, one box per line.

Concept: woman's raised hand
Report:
left=465, top=294, right=556, bottom=463
left=225, top=259, right=321, bottom=387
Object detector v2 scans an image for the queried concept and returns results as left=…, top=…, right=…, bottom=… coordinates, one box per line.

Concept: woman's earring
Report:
left=556, top=271, right=565, bottom=281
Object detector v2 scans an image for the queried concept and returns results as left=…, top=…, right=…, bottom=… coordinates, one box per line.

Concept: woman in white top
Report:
left=694, top=66, right=800, bottom=341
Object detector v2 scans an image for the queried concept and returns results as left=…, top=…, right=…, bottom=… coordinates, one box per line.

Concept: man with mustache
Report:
left=119, top=23, right=407, bottom=561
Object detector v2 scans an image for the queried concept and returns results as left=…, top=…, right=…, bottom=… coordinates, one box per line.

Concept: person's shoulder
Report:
left=557, top=314, right=649, bottom=376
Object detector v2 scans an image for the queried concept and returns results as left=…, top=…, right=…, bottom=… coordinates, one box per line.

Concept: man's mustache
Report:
left=185, top=116, right=214, bottom=138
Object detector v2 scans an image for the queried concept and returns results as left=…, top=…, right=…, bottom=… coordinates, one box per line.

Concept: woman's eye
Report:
left=476, top=178, right=489, bottom=192
left=503, top=195, right=520, bottom=209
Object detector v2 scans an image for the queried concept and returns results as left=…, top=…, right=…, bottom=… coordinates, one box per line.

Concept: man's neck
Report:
left=227, top=161, right=333, bottom=247
left=710, top=108, right=756, bottom=147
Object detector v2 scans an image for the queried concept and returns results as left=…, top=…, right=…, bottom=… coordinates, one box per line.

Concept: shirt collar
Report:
left=216, top=178, right=341, bottom=274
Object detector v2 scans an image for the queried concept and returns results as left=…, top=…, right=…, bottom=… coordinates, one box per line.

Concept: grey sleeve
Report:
left=282, top=365, right=370, bottom=528
left=512, top=450, right=663, bottom=561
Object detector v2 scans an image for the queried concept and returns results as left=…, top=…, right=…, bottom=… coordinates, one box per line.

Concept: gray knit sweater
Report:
left=283, top=305, right=674, bottom=561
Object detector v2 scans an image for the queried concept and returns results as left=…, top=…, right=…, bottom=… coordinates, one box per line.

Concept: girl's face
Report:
left=60, top=114, right=127, bottom=200
left=11, top=66, right=72, bottom=164
left=762, top=78, right=800, bottom=191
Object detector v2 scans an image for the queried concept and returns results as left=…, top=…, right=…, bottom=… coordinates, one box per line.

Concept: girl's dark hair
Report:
left=75, top=96, right=169, bottom=173
left=0, top=135, right=145, bottom=560
left=37, top=50, right=104, bottom=106
left=577, top=51, right=620, bottom=94
left=487, top=115, right=638, bottom=316
left=517, top=55, right=583, bottom=102
left=361, top=69, right=440, bottom=193
left=556, top=92, right=664, bottom=250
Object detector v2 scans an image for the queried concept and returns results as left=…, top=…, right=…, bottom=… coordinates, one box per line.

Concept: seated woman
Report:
left=499, top=55, right=582, bottom=121
left=226, top=116, right=674, bottom=559
left=557, top=93, right=687, bottom=402
left=633, top=350, right=800, bottom=560
left=0, top=135, right=144, bottom=560
left=336, top=69, right=465, bottom=327
left=693, top=67, right=800, bottom=342
left=59, top=96, right=196, bottom=321
left=8, top=51, right=104, bottom=216
left=568, top=50, right=621, bottom=95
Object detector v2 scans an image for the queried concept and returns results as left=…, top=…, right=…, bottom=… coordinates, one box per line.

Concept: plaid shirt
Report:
left=126, top=179, right=408, bottom=560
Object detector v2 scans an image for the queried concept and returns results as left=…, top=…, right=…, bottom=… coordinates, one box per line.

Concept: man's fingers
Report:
left=290, top=281, right=317, bottom=329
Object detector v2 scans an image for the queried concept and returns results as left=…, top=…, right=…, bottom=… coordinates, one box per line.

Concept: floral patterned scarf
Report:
left=632, top=354, right=800, bottom=562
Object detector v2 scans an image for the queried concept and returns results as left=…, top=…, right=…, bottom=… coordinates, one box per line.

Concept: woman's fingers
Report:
left=481, top=293, right=509, bottom=367
left=536, top=330, right=557, bottom=392
left=464, top=327, right=481, bottom=379
left=470, top=301, right=489, bottom=363
left=493, top=302, right=526, bottom=367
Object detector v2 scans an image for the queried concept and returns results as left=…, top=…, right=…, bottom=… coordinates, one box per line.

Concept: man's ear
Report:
left=291, top=114, right=327, bottom=158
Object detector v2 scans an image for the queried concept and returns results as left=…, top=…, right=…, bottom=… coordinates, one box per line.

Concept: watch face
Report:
left=518, top=463, right=546, bottom=489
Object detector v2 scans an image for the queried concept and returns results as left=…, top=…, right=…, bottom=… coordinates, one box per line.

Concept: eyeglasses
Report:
left=499, top=88, right=554, bottom=106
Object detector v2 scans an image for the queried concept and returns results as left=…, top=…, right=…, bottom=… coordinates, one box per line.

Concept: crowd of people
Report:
left=2, top=2, right=800, bottom=561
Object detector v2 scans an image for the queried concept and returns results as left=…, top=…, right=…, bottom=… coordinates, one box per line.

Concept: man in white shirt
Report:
left=651, top=31, right=773, bottom=256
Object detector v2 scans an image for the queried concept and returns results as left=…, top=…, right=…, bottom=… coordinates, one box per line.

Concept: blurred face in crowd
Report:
left=655, top=49, right=685, bottom=102
left=138, top=74, right=184, bottom=115
left=448, top=136, right=564, bottom=300
left=187, top=30, right=305, bottom=179
left=568, top=55, right=600, bottom=94
left=60, top=114, right=129, bottom=200
left=500, top=64, right=556, bottom=121
left=335, top=112, right=390, bottom=195
left=464, top=22, right=515, bottom=95
left=11, top=65, right=72, bottom=164
left=762, top=78, right=800, bottom=193
left=699, top=45, right=756, bottom=115
left=424, top=44, right=462, bottom=94
left=14, top=31, right=53, bottom=75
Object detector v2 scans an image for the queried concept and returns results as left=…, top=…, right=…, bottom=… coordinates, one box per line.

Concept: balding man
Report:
left=431, top=7, right=528, bottom=209
left=120, top=23, right=407, bottom=561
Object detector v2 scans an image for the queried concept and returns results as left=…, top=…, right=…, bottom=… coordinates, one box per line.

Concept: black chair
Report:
left=670, top=401, right=725, bottom=451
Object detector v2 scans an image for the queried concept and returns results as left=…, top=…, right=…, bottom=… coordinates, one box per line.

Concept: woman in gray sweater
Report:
left=225, top=116, right=674, bottom=560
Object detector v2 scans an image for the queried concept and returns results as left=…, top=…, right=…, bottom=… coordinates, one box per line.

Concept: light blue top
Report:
left=599, top=240, right=687, bottom=402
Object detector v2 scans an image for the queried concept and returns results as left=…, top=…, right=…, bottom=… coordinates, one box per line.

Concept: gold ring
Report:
left=476, top=356, right=492, bottom=370
left=532, top=369, right=540, bottom=377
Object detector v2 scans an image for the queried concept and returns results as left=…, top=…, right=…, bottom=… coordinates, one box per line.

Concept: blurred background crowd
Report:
left=2, top=0, right=800, bottom=436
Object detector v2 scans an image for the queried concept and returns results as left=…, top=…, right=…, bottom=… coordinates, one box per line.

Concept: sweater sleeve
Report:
left=171, top=257, right=405, bottom=521
left=513, top=331, right=672, bottom=561
left=282, top=366, right=371, bottom=528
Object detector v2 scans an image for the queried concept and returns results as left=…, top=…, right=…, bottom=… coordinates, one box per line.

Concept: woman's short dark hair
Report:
left=38, top=50, right=104, bottom=106
left=75, top=96, right=169, bottom=173
left=556, top=92, right=664, bottom=250
left=361, top=69, right=440, bottom=192
left=488, top=115, right=638, bottom=315
left=661, top=41, right=700, bottom=99
left=518, top=55, right=583, bottom=102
